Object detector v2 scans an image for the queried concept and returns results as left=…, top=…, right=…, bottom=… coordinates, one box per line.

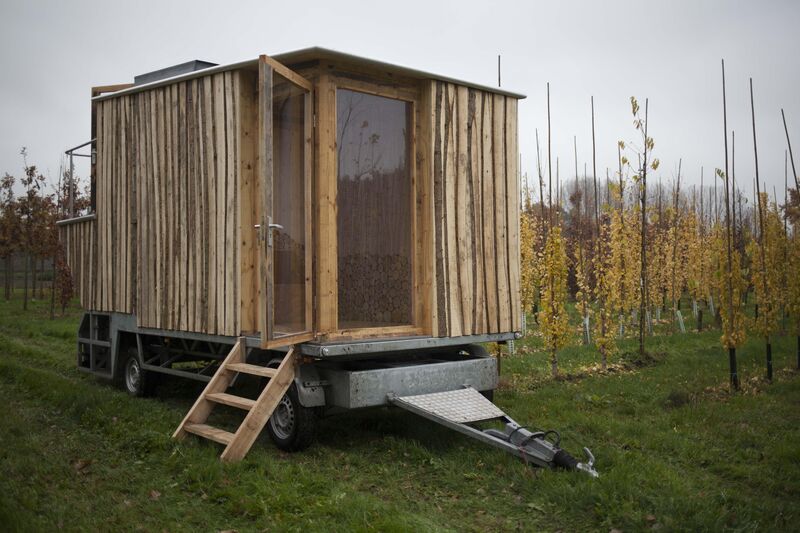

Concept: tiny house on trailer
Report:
left=58, top=48, right=596, bottom=475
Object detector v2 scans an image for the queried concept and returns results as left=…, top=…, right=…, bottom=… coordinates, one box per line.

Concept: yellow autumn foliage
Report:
left=520, top=211, right=543, bottom=316
left=748, top=193, right=786, bottom=339
left=713, top=223, right=747, bottom=349
left=593, top=209, right=618, bottom=359
left=538, top=226, right=570, bottom=372
left=787, top=228, right=800, bottom=335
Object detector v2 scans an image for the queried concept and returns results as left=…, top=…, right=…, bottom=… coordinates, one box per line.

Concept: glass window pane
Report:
left=336, top=88, right=412, bottom=329
left=273, top=74, right=306, bottom=334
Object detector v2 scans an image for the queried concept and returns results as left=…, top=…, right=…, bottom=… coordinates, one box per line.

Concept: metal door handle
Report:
left=264, top=217, right=283, bottom=247
left=253, top=223, right=284, bottom=230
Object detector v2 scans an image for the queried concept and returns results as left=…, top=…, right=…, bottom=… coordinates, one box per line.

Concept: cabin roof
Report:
left=92, top=47, right=526, bottom=102
left=272, top=47, right=526, bottom=99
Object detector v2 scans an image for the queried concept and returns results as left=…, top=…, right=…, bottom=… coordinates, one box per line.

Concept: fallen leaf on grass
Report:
left=149, top=490, right=161, bottom=501
left=71, top=459, right=93, bottom=474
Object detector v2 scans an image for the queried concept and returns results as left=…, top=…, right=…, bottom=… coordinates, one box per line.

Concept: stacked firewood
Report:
left=338, top=253, right=411, bottom=324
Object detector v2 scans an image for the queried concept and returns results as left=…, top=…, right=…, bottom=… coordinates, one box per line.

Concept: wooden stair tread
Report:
left=183, top=423, right=235, bottom=445
left=226, top=362, right=277, bottom=378
left=206, top=392, right=256, bottom=410
left=173, top=338, right=297, bottom=463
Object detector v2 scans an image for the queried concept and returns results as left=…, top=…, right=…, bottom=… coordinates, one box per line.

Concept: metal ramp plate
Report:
left=393, top=387, right=505, bottom=424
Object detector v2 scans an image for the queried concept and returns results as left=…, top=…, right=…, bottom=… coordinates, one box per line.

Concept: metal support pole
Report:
left=69, top=152, right=75, bottom=217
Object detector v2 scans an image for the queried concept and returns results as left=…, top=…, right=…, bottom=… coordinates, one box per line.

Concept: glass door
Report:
left=335, top=88, right=414, bottom=331
left=259, top=55, right=313, bottom=348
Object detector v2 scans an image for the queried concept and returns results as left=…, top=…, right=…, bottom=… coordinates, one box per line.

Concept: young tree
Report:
left=748, top=193, right=784, bottom=380
left=593, top=206, right=617, bottom=368
left=786, top=216, right=800, bottom=369
left=537, top=82, right=570, bottom=378
left=17, top=148, right=55, bottom=310
left=539, top=225, right=570, bottom=377
left=0, top=173, right=19, bottom=300
left=715, top=168, right=746, bottom=388
left=719, top=60, right=742, bottom=390
left=590, top=96, right=614, bottom=368
left=519, top=183, right=544, bottom=326
left=623, top=97, right=660, bottom=355
left=567, top=183, right=592, bottom=342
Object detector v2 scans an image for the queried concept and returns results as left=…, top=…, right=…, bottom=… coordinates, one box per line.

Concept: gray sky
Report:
left=1, top=0, right=798, bottom=203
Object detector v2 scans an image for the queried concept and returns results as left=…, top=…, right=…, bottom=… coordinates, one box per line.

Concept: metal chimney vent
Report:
left=134, top=60, right=218, bottom=86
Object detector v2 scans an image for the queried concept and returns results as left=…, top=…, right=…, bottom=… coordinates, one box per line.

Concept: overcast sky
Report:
left=1, top=0, right=798, bottom=204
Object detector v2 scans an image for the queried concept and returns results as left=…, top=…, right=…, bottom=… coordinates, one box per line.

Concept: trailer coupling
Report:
left=388, top=387, right=599, bottom=478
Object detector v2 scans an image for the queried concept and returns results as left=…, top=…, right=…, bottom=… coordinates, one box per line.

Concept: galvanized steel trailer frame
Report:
left=77, top=310, right=598, bottom=476
left=77, top=311, right=510, bottom=409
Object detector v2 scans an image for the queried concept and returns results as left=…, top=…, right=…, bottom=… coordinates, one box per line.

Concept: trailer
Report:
left=58, top=48, right=597, bottom=476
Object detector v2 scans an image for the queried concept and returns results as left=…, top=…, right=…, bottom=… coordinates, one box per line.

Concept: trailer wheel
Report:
left=122, top=350, right=155, bottom=397
left=267, top=384, right=317, bottom=452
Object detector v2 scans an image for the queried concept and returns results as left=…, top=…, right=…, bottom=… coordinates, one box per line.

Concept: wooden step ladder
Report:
left=172, top=337, right=296, bottom=462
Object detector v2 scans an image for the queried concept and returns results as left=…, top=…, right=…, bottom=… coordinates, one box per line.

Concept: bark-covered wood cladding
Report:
left=61, top=71, right=248, bottom=336
left=59, top=219, right=97, bottom=309
left=431, top=81, right=521, bottom=337
left=134, top=71, right=243, bottom=335
left=61, top=64, right=521, bottom=342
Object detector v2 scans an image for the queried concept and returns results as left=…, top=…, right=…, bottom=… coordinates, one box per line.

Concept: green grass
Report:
left=0, top=295, right=798, bottom=532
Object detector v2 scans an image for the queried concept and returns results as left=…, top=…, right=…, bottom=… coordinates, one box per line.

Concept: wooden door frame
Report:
left=317, top=74, right=433, bottom=342
left=258, top=55, right=315, bottom=349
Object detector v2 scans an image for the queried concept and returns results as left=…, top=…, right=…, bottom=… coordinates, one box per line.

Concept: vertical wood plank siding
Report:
left=59, top=220, right=96, bottom=308
left=430, top=81, right=521, bottom=336
left=60, top=70, right=519, bottom=340
left=59, top=71, right=247, bottom=336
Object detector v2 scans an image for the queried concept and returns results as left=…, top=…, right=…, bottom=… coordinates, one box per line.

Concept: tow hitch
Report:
left=389, top=387, right=599, bottom=478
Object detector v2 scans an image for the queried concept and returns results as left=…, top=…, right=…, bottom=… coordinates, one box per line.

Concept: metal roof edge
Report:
left=91, top=59, right=258, bottom=102
left=92, top=48, right=527, bottom=102
left=272, top=46, right=527, bottom=99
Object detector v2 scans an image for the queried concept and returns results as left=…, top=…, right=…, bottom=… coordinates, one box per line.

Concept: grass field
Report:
left=1, top=295, right=798, bottom=532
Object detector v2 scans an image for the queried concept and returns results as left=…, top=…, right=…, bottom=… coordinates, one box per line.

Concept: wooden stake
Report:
left=731, top=130, right=737, bottom=249
left=617, top=143, right=624, bottom=212
left=670, top=159, right=682, bottom=333
left=591, top=96, right=599, bottom=241
left=782, top=109, right=799, bottom=190
left=556, top=157, right=561, bottom=224
left=536, top=128, right=546, bottom=226
left=721, top=59, right=739, bottom=391
left=592, top=96, right=606, bottom=367
left=638, top=98, right=650, bottom=358
left=547, top=82, right=553, bottom=229
left=786, top=150, right=789, bottom=238
left=750, top=77, right=772, bottom=382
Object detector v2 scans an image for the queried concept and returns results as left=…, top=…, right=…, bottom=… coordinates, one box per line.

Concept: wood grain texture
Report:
left=428, top=81, right=521, bottom=336
left=62, top=67, right=521, bottom=342
left=315, top=74, right=338, bottom=334
left=62, top=72, right=247, bottom=336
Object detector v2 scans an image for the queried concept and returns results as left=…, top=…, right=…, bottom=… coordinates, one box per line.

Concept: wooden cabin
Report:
left=59, top=47, right=523, bottom=359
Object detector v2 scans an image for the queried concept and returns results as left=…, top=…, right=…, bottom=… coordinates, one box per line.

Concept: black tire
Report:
left=267, top=384, right=318, bottom=452
left=121, top=350, right=156, bottom=397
